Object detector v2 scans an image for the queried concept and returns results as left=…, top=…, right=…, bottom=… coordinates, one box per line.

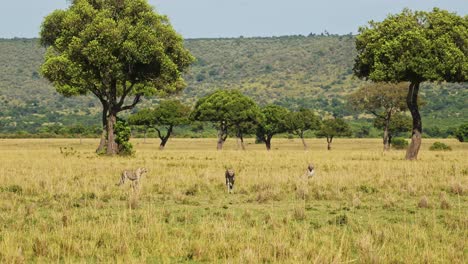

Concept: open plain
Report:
left=0, top=138, right=466, bottom=263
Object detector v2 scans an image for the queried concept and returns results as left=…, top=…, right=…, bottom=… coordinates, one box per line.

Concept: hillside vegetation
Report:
left=0, top=36, right=466, bottom=134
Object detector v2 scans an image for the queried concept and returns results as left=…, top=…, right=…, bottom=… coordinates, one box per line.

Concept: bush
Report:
left=429, top=142, right=452, bottom=151
left=454, top=123, right=468, bottom=142
left=114, top=119, right=134, bottom=156
left=391, top=137, right=408, bottom=149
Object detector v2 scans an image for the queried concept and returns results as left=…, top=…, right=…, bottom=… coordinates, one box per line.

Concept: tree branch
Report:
left=154, top=127, right=163, bottom=141
left=120, top=94, right=142, bottom=111
left=117, top=82, right=136, bottom=108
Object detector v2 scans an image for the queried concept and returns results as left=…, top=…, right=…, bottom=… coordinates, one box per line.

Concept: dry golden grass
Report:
left=0, top=138, right=466, bottom=263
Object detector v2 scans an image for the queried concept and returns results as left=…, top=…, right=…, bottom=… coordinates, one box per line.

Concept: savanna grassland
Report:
left=0, top=138, right=466, bottom=263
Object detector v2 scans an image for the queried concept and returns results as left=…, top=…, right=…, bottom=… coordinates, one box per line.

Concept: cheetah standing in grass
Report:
left=117, top=167, right=148, bottom=191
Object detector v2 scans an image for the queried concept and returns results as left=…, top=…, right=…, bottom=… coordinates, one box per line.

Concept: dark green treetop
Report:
left=285, top=108, right=321, bottom=149
left=191, top=90, right=261, bottom=150
left=256, top=104, right=289, bottom=150
left=316, top=118, right=352, bottom=150
left=129, top=100, right=190, bottom=149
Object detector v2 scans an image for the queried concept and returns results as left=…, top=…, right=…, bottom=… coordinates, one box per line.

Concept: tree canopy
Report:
left=256, top=104, right=289, bottom=151
left=348, top=82, right=409, bottom=150
left=285, top=108, right=321, bottom=149
left=373, top=113, right=412, bottom=146
left=40, top=0, right=194, bottom=155
left=191, top=90, right=261, bottom=150
left=128, top=100, right=190, bottom=149
left=316, top=118, right=352, bottom=150
left=353, top=8, right=467, bottom=159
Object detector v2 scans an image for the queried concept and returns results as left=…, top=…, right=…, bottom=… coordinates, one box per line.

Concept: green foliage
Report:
left=114, top=119, right=133, bottom=156
left=348, top=82, right=408, bottom=115
left=40, top=0, right=194, bottom=98
left=39, top=0, right=194, bottom=153
left=129, top=100, right=191, bottom=128
left=285, top=108, right=321, bottom=137
left=373, top=113, right=412, bottom=136
left=129, top=100, right=191, bottom=146
left=354, top=8, right=467, bottom=84
left=454, top=123, right=468, bottom=142
left=0, top=35, right=466, bottom=135
left=191, top=90, right=261, bottom=136
left=391, top=137, right=409, bottom=149
left=256, top=104, right=289, bottom=140
left=316, top=118, right=352, bottom=139
left=429, top=142, right=452, bottom=151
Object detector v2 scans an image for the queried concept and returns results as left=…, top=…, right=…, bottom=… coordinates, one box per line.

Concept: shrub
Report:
left=429, top=142, right=452, bottom=151
left=114, top=119, right=134, bottom=156
left=454, top=123, right=468, bottom=142
left=391, top=137, right=408, bottom=149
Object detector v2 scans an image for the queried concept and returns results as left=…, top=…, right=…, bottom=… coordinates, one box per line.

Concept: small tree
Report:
left=354, top=8, right=467, bottom=160
left=129, top=100, right=190, bottom=150
left=348, top=83, right=409, bottom=151
left=316, top=118, right=352, bottom=150
left=191, top=90, right=261, bottom=150
left=256, top=104, right=289, bottom=151
left=285, top=108, right=321, bottom=150
left=68, top=124, right=87, bottom=144
left=373, top=113, right=412, bottom=147
left=454, top=123, right=468, bottom=142
left=40, top=0, right=194, bottom=155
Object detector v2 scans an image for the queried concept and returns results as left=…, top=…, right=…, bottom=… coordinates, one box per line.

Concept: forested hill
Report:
left=0, top=36, right=466, bottom=134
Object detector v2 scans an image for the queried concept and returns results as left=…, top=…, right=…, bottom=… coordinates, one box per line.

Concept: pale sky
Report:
left=0, top=0, right=466, bottom=38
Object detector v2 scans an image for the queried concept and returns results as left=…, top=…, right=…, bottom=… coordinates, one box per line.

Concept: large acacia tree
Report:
left=40, top=0, right=194, bottom=155
left=348, top=83, right=409, bottom=151
left=354, top=8, right=467, bottom=160
left=191, top=90, right=261, bottom=150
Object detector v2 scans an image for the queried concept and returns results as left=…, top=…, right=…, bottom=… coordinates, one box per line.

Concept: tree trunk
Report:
left=327, top=137, right=332, bottom=150
left=217, top=129, right=225, bottom=150
left=265, top=136, right=272, bottom=151
left=388, top=134, right=393, bottom=147
left=239, top=134, right=246, bottom=150
left=405, top=82, right=422, bottom=160
left=383, top=112, right=391, bottom=151
left=106, top=112, right=118, bottom=155
left=96, top=104, right=108, bottom=153
left=236, top=130, right=246, bottom=150
left=159, top=139, right=167, bottom=150
left=300, top=132, right=308, bottom=150
left=159, top=126, right=172, bottom=150
left=97, top=128, right=107, bottom=153
left=383, top=124, right=390, bottom=152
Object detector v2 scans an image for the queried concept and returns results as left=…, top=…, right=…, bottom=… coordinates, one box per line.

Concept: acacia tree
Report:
left=316, top=118, right=352, bottom=150
left=285, top=108, right=321, bottom=150
left=354, top=8, right=467, bottom=160
left=348, top=83, right=409, bottom=151
left=373, top=113, right=412, bottom=147
left=256, top=104, right=289, bottom=151
left=191, top=90, right=261, bottom=150
left=128, top=100, right=190, bottom=150
left=40, top=0, right=194, bottom=155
